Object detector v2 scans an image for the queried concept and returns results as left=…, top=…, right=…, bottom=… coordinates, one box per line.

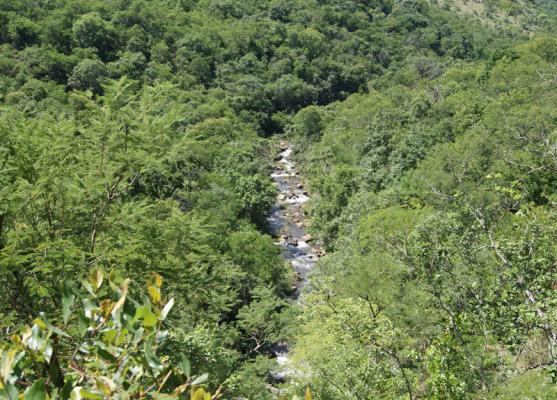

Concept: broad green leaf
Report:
left=109, top=269, right=124, bottom=285
left=1, top=382, right=19, bottom=400
left=144, top=342, right=162, bottom=374
left=191, top=373, right=208, bottom=386
left=81, top=279, right=95, bottom=296
left=102, top=329, right=118, bottom=344
left=95, top=377, right=115, bottom=396
left=180, top=355, right=191, bottom=378
left=43, top=321, right=71, bottom=339
left=24, top=379, right=46, bottom=400
left=134, top=306, right=158, bottom=328
left=90, top=269, right=104, bottom=291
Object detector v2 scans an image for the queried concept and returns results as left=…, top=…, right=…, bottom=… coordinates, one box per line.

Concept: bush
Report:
left=0, top=270, right=217, bottom=399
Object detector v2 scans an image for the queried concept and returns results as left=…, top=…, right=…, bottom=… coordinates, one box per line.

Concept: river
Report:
left=267, top=141, right=324, bottom=381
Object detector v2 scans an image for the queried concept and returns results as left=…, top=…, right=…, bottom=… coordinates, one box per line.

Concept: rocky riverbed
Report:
left=267, top=141, right=325, bottom=381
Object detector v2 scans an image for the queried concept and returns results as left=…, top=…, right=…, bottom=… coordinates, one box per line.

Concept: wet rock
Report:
left=285, top=285, right=297, bottom=295
left=296, top=182, right=304, bottom=189
left=287, top=238, right=299, bottom=246
left=274, top=154, right=284, bottom=161
left=314, top=247, right=326, bottom=257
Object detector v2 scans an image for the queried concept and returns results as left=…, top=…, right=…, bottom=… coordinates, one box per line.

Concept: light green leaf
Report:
left=179, top=355, right=191, bottom=378
left=191, top=373, right=208, bottom=386
left=90, top=269, right=104, bottom=291
left=134, top=306, right=158, bottom=328
left=24, top=379, right=46, bottom=400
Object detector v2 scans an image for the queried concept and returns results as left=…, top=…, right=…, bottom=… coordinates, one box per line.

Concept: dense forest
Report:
left=1, top=0, right=557, bottom=398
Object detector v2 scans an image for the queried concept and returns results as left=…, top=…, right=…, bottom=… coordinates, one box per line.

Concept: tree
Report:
left=290, top=106, right=326, bottom=140
left=7, top=16, right=39, bottom=49
left=68, top=59, right=108, bottom=94
left=72, top=12, right=118, bottom=61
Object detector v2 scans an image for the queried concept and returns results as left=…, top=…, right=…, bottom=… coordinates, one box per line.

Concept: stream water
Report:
left=267, top=141, right=324, bottom=381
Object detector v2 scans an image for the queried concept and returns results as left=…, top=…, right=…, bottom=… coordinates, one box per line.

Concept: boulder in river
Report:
left=279, top=141, right=289, bottom=150
left=302, top=234, right=313, bottom=242
left=287, top=238, right=299, bottom=246
left=296, top=182, right=304, bottom=189
left=314, top=247, right=326, bottom=257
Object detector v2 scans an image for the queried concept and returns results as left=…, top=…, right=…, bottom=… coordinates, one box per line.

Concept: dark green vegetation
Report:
left=1, top=0, right=557, bottom=398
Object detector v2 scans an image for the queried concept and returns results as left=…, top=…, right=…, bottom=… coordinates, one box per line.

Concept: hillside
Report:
left=1, top=0, right=557, bottom=399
